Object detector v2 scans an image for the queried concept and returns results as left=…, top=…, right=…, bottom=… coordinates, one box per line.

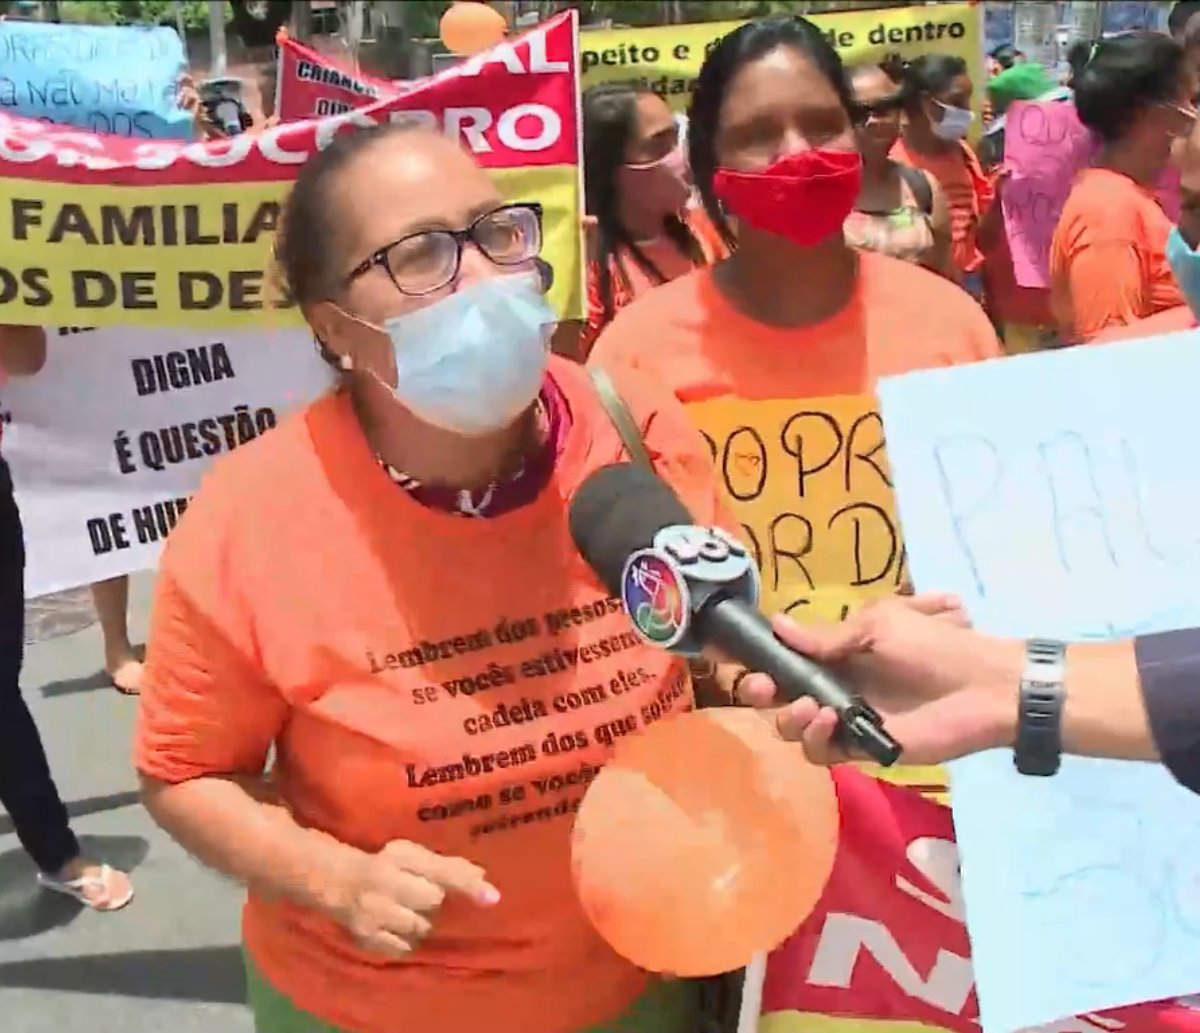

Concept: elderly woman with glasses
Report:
left=133, top=124, right=741, bottom=1033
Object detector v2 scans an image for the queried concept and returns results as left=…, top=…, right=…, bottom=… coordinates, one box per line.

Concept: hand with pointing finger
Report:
left=326, top=839, right=500, bottom=959
left=736, top=594, right=1023, bottom=767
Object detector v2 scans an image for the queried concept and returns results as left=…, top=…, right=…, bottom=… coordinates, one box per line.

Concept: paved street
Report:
left=2, top=574, right=252, bottom=1032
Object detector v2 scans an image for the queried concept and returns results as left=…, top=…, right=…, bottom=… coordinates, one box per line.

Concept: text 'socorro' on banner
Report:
left=0, top=11, right=584, bottom=329
left=580, top=2, right=983, bottom=115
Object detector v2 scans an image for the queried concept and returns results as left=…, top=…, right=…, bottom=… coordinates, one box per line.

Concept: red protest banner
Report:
left=274, top=32, right=404, bottom=122
left=0, top=12, right=580, bottom=187
left=761, top=769, right=1200, bottom=1033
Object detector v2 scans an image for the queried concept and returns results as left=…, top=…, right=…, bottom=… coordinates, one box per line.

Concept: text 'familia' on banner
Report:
left=0, top=11, right=585, bottom=330
left=580, top=2, right=983, bottom=114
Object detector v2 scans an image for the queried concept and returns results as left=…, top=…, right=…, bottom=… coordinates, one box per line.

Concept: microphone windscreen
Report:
left=568, top=463, right=693, bottom=595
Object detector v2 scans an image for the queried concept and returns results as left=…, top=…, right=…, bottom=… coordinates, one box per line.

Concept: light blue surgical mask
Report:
left=1167, top=226, right=1200, bottom=320
left=932, top=101, right=974, bottom=142
left=383, top=272, right=556, bottom=437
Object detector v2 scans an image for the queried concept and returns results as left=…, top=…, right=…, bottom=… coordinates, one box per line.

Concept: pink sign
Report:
left=1002, top=100, right=1096, bottom=289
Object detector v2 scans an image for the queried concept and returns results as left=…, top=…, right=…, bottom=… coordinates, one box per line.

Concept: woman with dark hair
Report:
left=1051, top=32, right=1196, bottom=343
left=888, top=53, right=993, bottom=295
left=577, top=82, right=724, bottom=357
left=134, top=121, right=743, bottom=1033
left=844, top=61, right=952, bottom=275
left=590, top=14, right=998, bottom=710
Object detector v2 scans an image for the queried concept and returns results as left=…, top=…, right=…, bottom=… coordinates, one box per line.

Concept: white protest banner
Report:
left=0, top=327, right=330, bottom=597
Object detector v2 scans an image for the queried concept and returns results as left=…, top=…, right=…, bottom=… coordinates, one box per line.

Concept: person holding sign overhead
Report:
left=1050, top=32, right=1195, bottom=343
left=134, top=122, right=752, bottom=1033
left=0, top=325, right=134, bottom=912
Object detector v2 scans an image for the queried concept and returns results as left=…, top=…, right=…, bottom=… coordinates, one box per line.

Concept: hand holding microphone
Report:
left=567, top=464, right=903, bottom=766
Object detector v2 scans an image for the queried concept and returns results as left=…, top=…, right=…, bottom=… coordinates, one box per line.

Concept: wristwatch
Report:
left=1013, top=639, right=1067, bottom=776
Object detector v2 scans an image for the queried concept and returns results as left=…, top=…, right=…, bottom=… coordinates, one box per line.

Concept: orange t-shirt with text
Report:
left=133, top=358, right=726, bottom=1033
left=588, top=252, right=1001, bottom=622
left=891, top=138, right=993, bottom=276
left=1050, top=168, right=1185, bottom=343
left=588, top=252, right=999, bottom=799
left=1092, top=304, right=1196, bottom=343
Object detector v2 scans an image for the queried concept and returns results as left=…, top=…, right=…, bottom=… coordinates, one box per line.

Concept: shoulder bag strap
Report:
left=586, top=370, right=744, bottom=1033
left=586, top=366, right=654, bottom=471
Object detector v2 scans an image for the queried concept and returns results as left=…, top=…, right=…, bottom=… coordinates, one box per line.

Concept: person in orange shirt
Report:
left=844, top=61, right=953, bottom=276
left=888, top=53, right=993, bottom=296
left=576, top=83, right=726, bottom=358
left=589, top=15, right=999, bottom=805
left=1050, top=32, right=1197, bottom=344
left=134, top=124, right=749, bottom=1033
left=1096, top=119, right=1200, bottom=344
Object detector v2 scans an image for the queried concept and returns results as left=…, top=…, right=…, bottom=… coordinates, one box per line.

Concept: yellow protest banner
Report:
left=688, top=392, right=945, bottom=798
left=580, top=2, right=983, bottom=113
left=0, top=164, right=581, bottom=330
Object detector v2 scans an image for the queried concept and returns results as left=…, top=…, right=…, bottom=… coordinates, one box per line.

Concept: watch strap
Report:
left=1014, top=639, right=1066, bottom=776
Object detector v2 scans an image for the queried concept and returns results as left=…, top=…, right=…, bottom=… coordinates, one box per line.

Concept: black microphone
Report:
left=568, top=463, right=902, bottom=766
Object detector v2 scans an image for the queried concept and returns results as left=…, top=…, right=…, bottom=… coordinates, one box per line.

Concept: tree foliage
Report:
left=40, top=0, right=924, bottom=34
left=58, top=0, right=221, bottom=28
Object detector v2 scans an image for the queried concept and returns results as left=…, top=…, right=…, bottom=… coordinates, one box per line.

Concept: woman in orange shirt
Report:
left=889, top=53, right=993, bottom=297
left=134, top=125, right=738, bottom=1033
left=1051, top=32, right=1197, bottom=343
left=578, top=83, right=725, bottom=357
left=590, top=14, right=998, bottom=702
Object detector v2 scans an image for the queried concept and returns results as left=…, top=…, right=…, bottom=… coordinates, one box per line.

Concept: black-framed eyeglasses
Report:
left=345, top=202, right=544, bottom=297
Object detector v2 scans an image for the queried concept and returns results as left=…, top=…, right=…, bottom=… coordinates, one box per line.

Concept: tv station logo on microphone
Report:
left=621, top=551, right=689, bottom=649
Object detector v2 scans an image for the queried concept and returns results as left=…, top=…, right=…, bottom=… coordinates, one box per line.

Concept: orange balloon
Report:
left=439, top=2, right=508, bottom=57
left=571, top=708, right=839, bottom=977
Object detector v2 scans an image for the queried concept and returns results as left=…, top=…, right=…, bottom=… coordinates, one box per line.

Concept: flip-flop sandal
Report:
left=37, top=865, right=134, bottom=912
left=109, top=680, right=140, bottom=697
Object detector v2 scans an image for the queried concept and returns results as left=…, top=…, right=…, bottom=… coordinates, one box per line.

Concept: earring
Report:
left=339, top=354, right=355, bottom=372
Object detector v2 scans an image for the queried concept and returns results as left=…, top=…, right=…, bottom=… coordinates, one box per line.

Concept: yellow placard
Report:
left=580, top=3, right=983, bottom=114
left=688, top=392, right=946, bottom=798
left=688, top=393, right=905, bottom=623
left=0, top=163, right=583, bottom=329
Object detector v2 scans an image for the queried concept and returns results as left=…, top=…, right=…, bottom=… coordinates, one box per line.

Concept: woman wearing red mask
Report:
left=589, top=15, right=999, bottom=449
left=574, top=83, right=726, bottom=358
left=589, top=14, right=998, bottom=788
left=589, top=23, right=999, bottom=1024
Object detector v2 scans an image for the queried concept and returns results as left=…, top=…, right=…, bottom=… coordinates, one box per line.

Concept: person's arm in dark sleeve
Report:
left=1133, top=629, right=1200, bottom=794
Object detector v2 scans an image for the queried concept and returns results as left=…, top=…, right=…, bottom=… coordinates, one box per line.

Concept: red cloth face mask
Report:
left=712, top=148, right=863, bottom=247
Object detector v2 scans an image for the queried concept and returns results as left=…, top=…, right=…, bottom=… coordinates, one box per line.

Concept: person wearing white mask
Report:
left=133, top=124, right=747, bottom=1033
left=889, top=53, right=993, bottom=298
